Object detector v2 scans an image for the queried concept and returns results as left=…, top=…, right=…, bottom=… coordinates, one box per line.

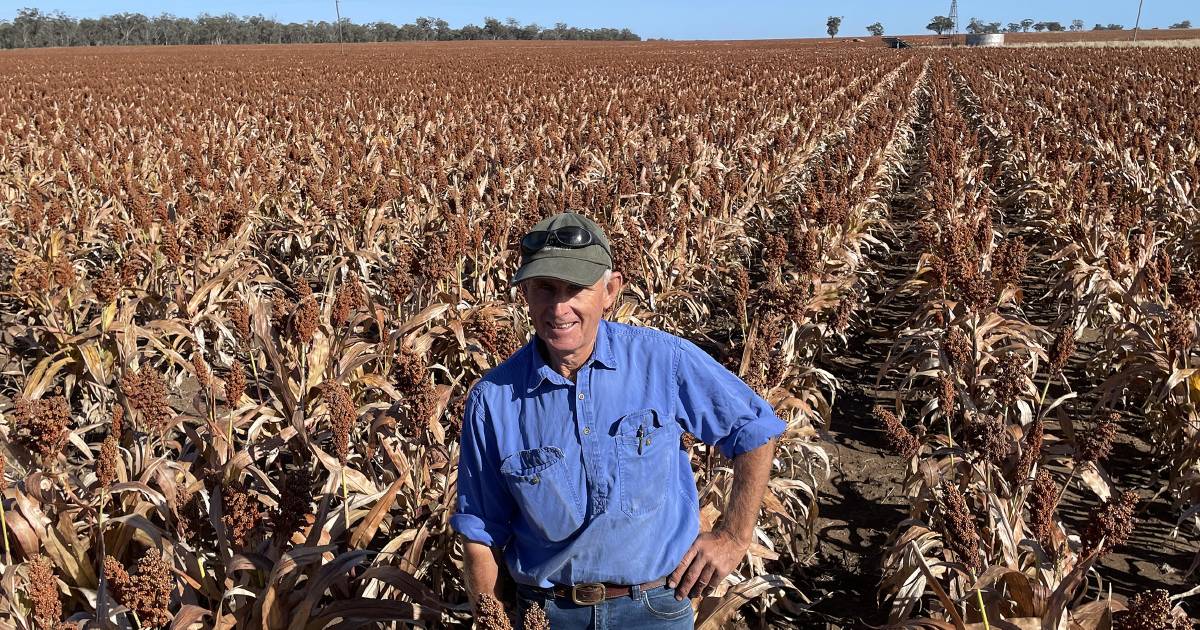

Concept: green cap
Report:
left=512, top=212, right=613, bottom=287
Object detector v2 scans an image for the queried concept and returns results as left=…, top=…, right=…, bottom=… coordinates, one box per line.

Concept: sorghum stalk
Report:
left=0, top=453, right=8, bottom=565
left=249, top=344, right=261, bottom=405
left=341, top=466, right=349, bottom=532
left=943, top=287, right=956, bottom=467
left=0, top=498, right=9, bottom=566
left=976, top=588, right=990, bottom=630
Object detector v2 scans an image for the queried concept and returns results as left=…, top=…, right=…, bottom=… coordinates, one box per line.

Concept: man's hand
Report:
left=667, top=529, right=749, bottom=601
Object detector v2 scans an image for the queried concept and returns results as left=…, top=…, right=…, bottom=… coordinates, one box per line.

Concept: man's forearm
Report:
left=718, top=437, right=777, bottom=545
left=462, top=538, right=506, bottom=612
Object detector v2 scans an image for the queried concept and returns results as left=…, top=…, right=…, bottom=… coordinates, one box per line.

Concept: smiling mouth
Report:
left=548, top=322, right=577, bottom=331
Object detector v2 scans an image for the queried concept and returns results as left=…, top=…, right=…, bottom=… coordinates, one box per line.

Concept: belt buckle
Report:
left=570, top=583, right=606, bottom=606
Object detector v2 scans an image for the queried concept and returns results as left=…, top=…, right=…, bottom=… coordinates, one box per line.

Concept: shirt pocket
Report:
left=614, top=409, right=680, bottom=518
left=500, top=446, right=584, bottom=542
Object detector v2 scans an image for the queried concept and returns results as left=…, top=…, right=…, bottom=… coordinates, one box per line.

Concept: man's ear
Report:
left=605, top=271, right=625, bottom=309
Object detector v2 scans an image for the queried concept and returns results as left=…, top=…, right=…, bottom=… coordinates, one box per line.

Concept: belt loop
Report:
left=630, top=583, right=642, bottom=599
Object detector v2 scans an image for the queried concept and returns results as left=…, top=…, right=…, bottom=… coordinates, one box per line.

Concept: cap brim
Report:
left=512, top=256, right=608, bottom=287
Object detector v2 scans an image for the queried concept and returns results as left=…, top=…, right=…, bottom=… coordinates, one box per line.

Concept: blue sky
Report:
left=5, top=1, right=1194, bottom=39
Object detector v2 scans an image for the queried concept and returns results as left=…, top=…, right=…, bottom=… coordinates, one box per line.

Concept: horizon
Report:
left=7, top=1, right=1194, bottom=40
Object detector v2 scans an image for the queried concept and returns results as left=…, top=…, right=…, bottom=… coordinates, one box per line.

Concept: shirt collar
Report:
left=525, top=320, right=619, bottom=393
left=590, top=319, right=618, bottom=370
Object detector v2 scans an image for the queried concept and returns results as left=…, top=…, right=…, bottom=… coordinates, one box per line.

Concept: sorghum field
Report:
left=0, top=41, right=1197, bottom=629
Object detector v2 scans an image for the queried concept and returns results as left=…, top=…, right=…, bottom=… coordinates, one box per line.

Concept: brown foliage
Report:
left=1029, top=470, right=1057, bottom=552
left=12, top=396, right=72, bottom=462
left=222, top=479, right=266, bottom=550
left=331, top=274, right=366, bottom=328
left=1047, top=326, right=1076, bottom=376
left=939, top=484, right=981, bottom=574
left=321, top=380, right=356, bottom=464
left=272, top=466, right=314, bottom=542
left=476, top=593, right=512, bottom=630
left=225, top=361, right=246, bottom=406
left=106, top=551, right=173, bottom=628
left=874, top=406, right=920, bottom=460
left=96, top=434, right=119, bottom=487
left=992, top=352, right=1029, bottom=408
left=1081, top=490, right=1138, bottom=557
left=1076, top=413, right=1118, bottom=464
left=121, top=368, right=173, bottom=434
left=293, top=279, right=320, bottom=344
left=227, top=300, right=251, bottom=343
left=965, top=413, right=1011, bottom=466
left=28, top=555, right=68, bottom=630
left=944, top=328, right=973, bottom=375
left=1114, top=589, right=1190, bottom=630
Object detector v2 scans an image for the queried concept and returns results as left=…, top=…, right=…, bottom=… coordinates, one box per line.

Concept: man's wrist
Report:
left=715, top=525, right=753, bottom=548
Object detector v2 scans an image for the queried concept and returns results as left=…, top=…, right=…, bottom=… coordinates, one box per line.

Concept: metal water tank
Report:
left=965, top=33, right=1005, bottom=47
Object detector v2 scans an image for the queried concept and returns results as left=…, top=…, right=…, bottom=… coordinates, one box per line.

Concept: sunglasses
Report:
left=521, top=226, right=610, bottom=255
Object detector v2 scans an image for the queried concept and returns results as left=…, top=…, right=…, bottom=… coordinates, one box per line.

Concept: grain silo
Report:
left=965, top=33, right=1005, bottom=47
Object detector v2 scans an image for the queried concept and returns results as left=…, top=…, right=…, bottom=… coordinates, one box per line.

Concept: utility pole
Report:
left=334, top=0, right=344, bottom=53
left=1133, top=0, right=1145, bottom=41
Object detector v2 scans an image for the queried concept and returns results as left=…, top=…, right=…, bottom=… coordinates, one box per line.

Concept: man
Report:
left=451, top=212, right=785, bottom=628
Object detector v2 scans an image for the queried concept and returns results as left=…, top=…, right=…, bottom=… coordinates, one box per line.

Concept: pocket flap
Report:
left=614, top=409, right=660, bottom=436
left=499, top=446, right=564, bottom=478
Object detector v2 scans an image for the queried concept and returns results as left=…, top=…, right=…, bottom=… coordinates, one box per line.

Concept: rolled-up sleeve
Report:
left=450, top=385, right=515, bottom=548
left=674, top=339, right=787, bottom=459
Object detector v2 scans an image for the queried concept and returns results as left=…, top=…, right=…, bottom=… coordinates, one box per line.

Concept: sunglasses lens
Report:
left=521, top=231, right=549, bottom=251
left=554, top=227, right=591, bottom=247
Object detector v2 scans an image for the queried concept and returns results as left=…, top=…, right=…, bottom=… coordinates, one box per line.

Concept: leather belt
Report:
left=548, top=577, right=668, bottom=605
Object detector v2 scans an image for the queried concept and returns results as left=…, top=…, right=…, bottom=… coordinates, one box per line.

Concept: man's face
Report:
left=520, top=272, right=623, bottom=361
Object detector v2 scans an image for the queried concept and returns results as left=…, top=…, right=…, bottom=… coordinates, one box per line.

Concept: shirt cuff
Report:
left=450, top=512, right=512, bottom=549
left=719, top=415, right=787, bottom=459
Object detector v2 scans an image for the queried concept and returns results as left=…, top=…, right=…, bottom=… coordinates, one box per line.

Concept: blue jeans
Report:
left=516, top=583, right=695, bottom=629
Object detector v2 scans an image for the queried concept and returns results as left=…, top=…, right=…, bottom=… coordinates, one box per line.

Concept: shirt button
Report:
left=578, top=393, right=585, bottom=400
left=583, top=427, right=591, bottom=435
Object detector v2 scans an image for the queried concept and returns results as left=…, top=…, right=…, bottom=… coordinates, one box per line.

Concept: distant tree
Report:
left=1108, top=23, right=1124, bottom=30
left=482, top=16, right=503, bottom=39
left=1005, top=22, right=1022, bottom=33
left=1044, top=21, right=1065, bottom=31
left=926, top=15, right=954, bottom=35
left=505, top=16, right=522, bottom=39
left=826, top=15, right=842, bottom=38
left=1070, top=19, right=1085, bottom=31
left=1033, top=22, right=1047, bottom=32
left=866, top=21, right=884, bottom=36
left=967, top=19, right=1002, bottom=34
left=1169, top=20, right=1192, bottom=29
left=1020, top=18, right=1035, bottom=32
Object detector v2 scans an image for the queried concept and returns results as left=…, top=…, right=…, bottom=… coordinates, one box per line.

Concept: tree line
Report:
left=0, top=8, right=640, bottom=49
left=924, top=16, right=1192, bottom=35
left=824, top=15, right=1192, bottom=37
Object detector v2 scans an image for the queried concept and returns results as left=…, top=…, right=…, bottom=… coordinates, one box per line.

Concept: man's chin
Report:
left=539, top=332, right=581, bottom=355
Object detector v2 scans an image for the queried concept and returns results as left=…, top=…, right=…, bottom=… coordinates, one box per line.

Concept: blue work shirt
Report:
left=450, top=319, right=787, bottom=588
